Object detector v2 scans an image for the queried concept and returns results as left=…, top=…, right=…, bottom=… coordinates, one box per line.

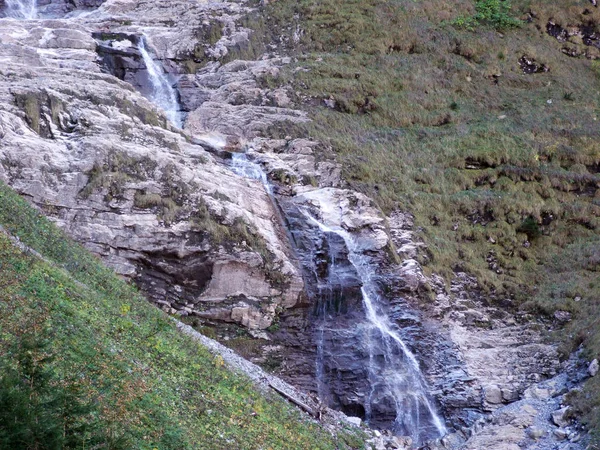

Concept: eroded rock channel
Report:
left=0, top=0, right=593, bottom=448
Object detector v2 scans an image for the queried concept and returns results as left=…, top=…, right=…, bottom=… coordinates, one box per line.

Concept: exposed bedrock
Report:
left=0, top=0, right=107, bottom=18
left=0, top=9, right=304, bottom=334
left=0, top=0, right=592, bottom=448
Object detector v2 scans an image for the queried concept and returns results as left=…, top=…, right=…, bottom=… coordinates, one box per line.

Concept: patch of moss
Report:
left=79, top=151, right=158, bottom=202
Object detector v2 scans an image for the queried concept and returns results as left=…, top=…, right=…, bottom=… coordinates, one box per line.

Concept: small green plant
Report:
left=453, top=0, right=521, bottom=31
left=517, top=216, right=541, bottom=240
left=134, top=191, right=181, bottom=225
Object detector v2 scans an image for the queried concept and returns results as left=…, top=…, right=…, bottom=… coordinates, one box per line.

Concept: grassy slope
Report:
left=0, top=182, right=362, bottom=449
left=254, top=0, right=600, bottom=439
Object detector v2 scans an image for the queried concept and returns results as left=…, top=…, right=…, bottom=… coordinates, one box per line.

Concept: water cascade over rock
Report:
left=305, top=212, right=446, bottom=444
left=138, top=38, right=181, bottom=128
left=224, top=152, right=445, bottom=444
left=230, top=153, right=274, bottom=195
left=0, top=1, right=589, bottom=447
left=1, top=0, right=106, bottom=19
left=3, top=0, right=36, bottom=19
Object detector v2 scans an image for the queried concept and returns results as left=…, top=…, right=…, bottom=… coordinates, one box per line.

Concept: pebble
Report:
left=588, top=359, right=598, bottom=377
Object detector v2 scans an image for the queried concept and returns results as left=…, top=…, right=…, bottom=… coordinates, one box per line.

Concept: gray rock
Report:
left=523, top=386, right=551, bottom=400
left=501, top=388, right=519, bottom=402
left=0, top=6, right=305, bottom=332
left=552, top=407, right=571, bottom=428
left=389, top=436, right=412, bottom=449
left=554, top=310, right=572, bottom=322
left=346, top=416, right=362, bottom=427
left=527, top=426, right=546, bottom=440
left=569, top=432, right=580, bottom=442
left=589, top=358, right=599, bottom=377
left=554, top=428, right=568, bottom=440
left=484, top=385, right=503, bottom=404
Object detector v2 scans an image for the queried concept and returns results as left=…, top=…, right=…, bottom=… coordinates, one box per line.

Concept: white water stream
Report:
left=138, top=38, right=181, bottom=128
left=305, top=214, right=446, bottom=443
left=3, top=0, right=37, bottom=19
left=229, top=153, right=272, bottom=194
left=228, top=152, right=446, bottom=443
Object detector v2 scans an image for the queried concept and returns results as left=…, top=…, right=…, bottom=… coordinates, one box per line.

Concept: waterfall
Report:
left=226, top=153, right=445, bottom=443
left=138, top=38, right=181, bottom=128
left=305, top=213, right=446, bottom=444
left=229, top=153, right=273, bottom=194
left=3, top=0, right=37, bottom=19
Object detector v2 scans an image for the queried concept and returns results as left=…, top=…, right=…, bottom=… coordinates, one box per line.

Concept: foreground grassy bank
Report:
left=0, top=183, right=361, bottom=449
left=253, top=0, right=600, bottom=439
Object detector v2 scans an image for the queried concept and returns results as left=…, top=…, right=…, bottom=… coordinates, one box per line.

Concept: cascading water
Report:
left=138, top=38, right=181, bottom=128
left=3, top=0, right=37, bottom=19
left=229, top=153, right=272, bottom=194
left=227, top=151, right=446, bottom=444
left=305, top=213, right=446, bottom=444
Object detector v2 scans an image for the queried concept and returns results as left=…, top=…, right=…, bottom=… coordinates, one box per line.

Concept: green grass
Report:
left=453, top=0, right=522, bottom=30
left=253, top=0, right=600, bottom=439
left=0, top=182, right=362, bottom=449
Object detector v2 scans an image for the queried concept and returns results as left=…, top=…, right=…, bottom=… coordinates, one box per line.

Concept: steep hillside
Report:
left=0, top=0, right=598, bottom=447
left=0, top=182, right=361, bottom=449
left=253, top=0, right=600, bottom=440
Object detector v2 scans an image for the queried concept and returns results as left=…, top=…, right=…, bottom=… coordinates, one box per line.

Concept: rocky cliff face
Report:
left=0, top=0, right=592, bottom=448
left=0, top=0, right=306, bottom=335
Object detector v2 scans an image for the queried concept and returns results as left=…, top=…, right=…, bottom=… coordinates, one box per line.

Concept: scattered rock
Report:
left=346, top=416, right=362, bottom=427
left=569, top=431, right=581, bottom=442
left=527, top=425, right=546, bottom=440
left=461, top=424, right=523, bottom=450
left=551, top=406, right=571, bottom=428
left=518, top=55, right=549, bottom=74
left=588, top=358, right=598, bottom=377
left=501, top=388, right=519, bottom=402
left=484, top=385, right=503, bottom=404
left=389, top=436, right=412, bottom=449
left=523, top=386, right=551, bottom=400
left=554, top=310, right=572, bottom=323
left=554, top=428, right=568, bottom=440
left=547, top=21, right=569, bottom=41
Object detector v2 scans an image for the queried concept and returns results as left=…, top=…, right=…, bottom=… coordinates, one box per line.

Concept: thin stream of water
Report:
left=4, top=0, right=37, bottom=19
left=305, top=214, right=447, bottom=443
left=138, top=38, right=181, bottom=128
left=229, top=152, right=446, bottom=443
left=230, top=153, right=272, bottom=194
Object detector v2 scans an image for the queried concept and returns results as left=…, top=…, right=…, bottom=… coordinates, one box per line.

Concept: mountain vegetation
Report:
left=252, top=0, right=600, bottom=439
left=0, top=183, right=361, bottom=449
left=1, top=0, right=599, bottom=446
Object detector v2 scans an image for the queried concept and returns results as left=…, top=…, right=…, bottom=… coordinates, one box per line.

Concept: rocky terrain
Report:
left=0, top=0, right=598, bottom=448
left=0, top=1, right=309, bottom=335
